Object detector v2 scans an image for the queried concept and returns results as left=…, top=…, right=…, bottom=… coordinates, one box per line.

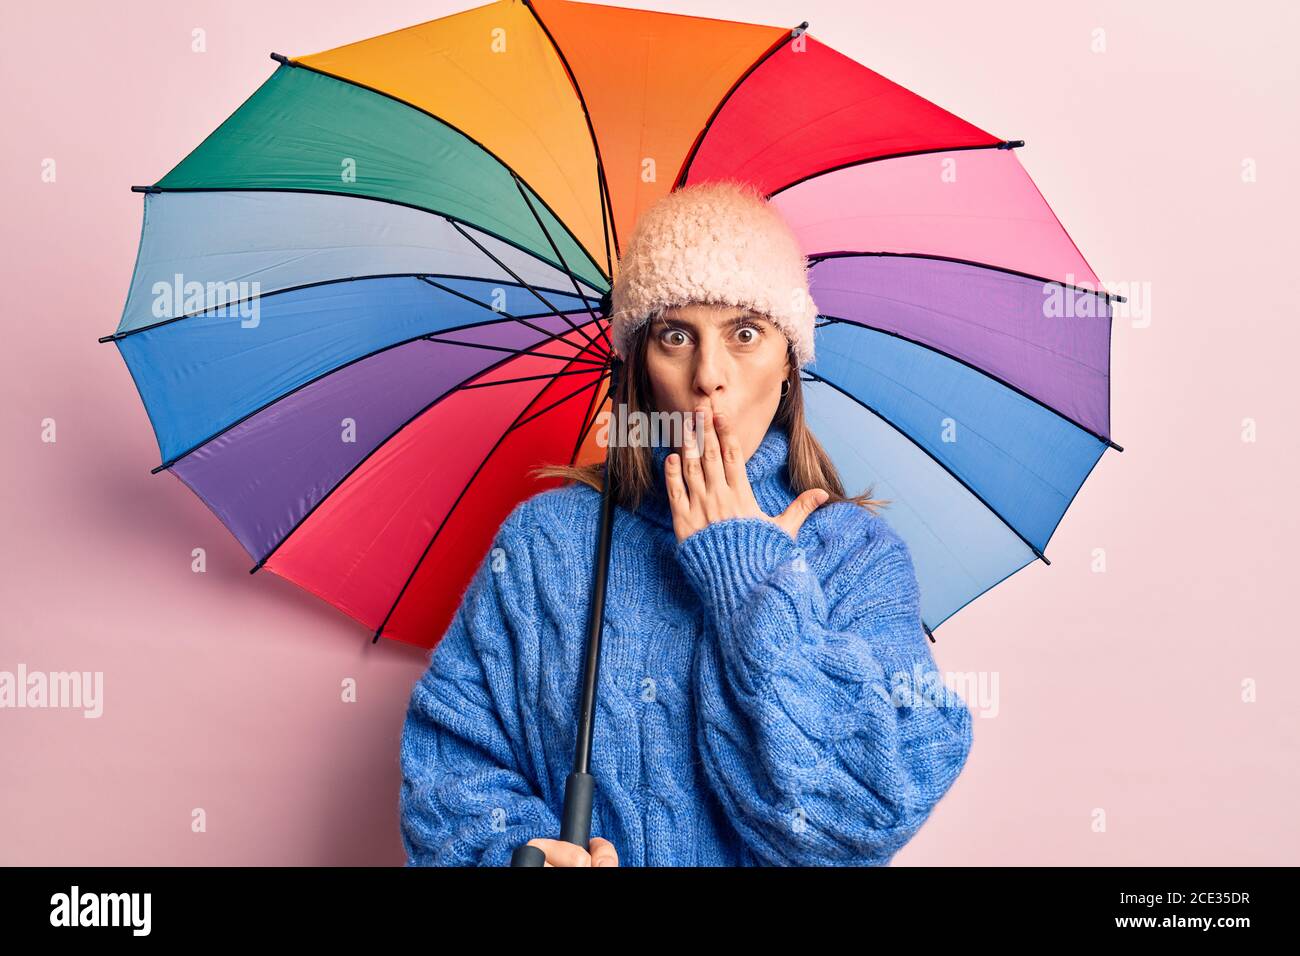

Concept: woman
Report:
left=399, top=180, right=973, bottom=867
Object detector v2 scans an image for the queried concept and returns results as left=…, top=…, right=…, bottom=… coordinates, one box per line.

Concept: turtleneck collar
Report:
left=631, top=422, right=794, bottom=532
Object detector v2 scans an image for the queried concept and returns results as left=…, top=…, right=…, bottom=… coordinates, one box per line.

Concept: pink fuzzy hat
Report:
left=607, top=179, right=818, bottom=367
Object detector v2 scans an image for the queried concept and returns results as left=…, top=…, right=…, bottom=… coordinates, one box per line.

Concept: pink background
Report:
left=2, top=0, right=1296, bottom=865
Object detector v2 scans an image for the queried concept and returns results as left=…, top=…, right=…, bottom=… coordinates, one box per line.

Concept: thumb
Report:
left=777, top=488, right=830, bottom=539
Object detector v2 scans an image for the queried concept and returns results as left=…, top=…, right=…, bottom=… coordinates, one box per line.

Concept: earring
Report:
left=780, top=379, right=790, bottom=398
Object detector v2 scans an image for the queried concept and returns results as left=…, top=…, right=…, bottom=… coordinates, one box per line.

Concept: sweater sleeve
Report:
left=399, top=507, right=560, bottom=867
left=677, top=513, right=973, bottom=866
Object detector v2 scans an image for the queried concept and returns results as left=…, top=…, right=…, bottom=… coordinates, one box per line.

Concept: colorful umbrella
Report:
left=101, top=0, right=1122, bottom=660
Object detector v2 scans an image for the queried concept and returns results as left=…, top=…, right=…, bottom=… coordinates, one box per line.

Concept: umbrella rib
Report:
left=809, top=249, right=1126, bottom=303
left=101, top=270, right=601, bottom=344
left=116, top=187, right=610, bottom=329
left=765, top=139, right=1026, bottom=199
left=248, top=320, right=608, bottom=576
left=568, top=360, right=616, bottom=465
left=422, top=333, right=605, bottom=367
left=371, top=353, right=612, bottom=642
left=802, top=369, right=1056, bottom=565
left=924, top=440, right=1114, bottom=638
left=445, top=219, right=605, bottom=355
left=816, top=313, right=1123, bottom=451
left=459, top=366, right=604, bottom=389
left=417, top=276, right=604, bottom=363
left=674, top=21, right=810, bottom=189
left=263, top=54, right=610, bottom=285
left=506, top=368, right=612, bottom=436
left=153, top=313, right=603, bottom=474
left=520, top=0, right=619, bottom=268
left=509, top=171, right=614, bottom=355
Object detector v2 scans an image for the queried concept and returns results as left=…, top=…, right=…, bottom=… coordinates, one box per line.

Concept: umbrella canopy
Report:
left=102, top=0, right=1120, bottom=648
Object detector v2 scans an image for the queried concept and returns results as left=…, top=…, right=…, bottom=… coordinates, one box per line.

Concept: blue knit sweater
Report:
left=399, top=424, right=973, bottom=866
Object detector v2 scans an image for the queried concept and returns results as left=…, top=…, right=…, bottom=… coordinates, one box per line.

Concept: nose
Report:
left=691, top=335, right=726, bottom=402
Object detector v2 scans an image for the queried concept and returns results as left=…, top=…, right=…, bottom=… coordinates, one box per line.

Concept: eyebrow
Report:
left=655, top=311, right=767, bottom=330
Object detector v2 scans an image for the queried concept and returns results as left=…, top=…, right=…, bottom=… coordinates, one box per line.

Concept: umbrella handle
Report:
left=508, top=770, right=595, bottom=866
left=510, top=844, right=545, bottom=866
left=558, top=770, right=594, bottom=846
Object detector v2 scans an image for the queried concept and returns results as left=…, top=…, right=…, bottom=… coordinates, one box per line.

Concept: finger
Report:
left=588, top=837, right=620, bottom=867
left=663, top=452, right=694, bottom=540
left=777, top=488, right=830, bottom=539
left=711, top=411, right=751, bottom=502
left=526, top=838, right=592, bottom=867
left=695, top=405, right=728, bottom=495
left=680, top=412, right=708, bottom=504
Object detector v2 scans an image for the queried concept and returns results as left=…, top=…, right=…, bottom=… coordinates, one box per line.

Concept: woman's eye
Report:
left=656, top=323, right=762, bottom=348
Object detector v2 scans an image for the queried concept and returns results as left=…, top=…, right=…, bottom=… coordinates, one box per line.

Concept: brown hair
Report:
left=529, top=318, right=890, bottom=517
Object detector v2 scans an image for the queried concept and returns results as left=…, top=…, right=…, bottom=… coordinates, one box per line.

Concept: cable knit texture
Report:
left=399, top=424, right=973, bottom=866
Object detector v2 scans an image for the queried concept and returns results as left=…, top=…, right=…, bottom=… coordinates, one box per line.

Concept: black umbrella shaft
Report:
left=512, top=357, right=621, bottom=862
left=572, top=448, right=617, bottom=776
left=557, top=359, right=621, bottom=848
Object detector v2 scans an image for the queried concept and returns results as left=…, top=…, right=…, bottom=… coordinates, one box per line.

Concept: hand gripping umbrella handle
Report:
left=509, top=770, right=595, bottom=867
left=511, top=357, right=622, bottom=868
